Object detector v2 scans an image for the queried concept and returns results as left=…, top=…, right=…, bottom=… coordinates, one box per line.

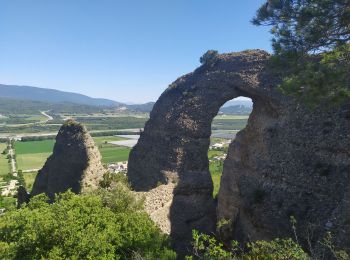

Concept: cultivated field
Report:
left=0, top=142, right=9, bottom=177
left=15, top=140, right=55, bottom=171
left=93, top=136, right=131, bottom=164
left=15, top=136, right=132, bottom=172
left=100, top=146, right=131, bottom=164
left=211, top=118, right=248, bottom=130
left=0, top=114, right=47, bottom=125
left=214, top=115, right=249, bottom=120
left=4, top=113, right=249, bottom=198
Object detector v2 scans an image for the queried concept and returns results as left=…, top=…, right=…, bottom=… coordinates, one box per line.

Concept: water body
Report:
left=211, top=130, right=237, bottom=139
left=108, top=135, right=140, bottom=147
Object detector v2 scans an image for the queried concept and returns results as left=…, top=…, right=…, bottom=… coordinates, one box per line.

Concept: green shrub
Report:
left=0, top=190, right=174, bottom=259
left=200, top=50, right=219, bottom=65
left=187, top=230, right=309, bottom=260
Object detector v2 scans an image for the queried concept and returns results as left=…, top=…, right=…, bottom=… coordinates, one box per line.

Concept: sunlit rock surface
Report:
left=128, top=49, right=350, bottom=256
left=30, top=120, right=105, bottom=199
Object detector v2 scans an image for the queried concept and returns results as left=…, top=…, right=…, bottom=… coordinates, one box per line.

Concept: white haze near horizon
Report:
left=124, top=96, right=251, bottom=105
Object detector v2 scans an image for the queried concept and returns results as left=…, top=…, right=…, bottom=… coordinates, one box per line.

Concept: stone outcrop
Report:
left=127, top=49, right=350, bottom=256
left=141, top=183, right=175, bottom=234
left=30, top=120, right=105, bottom=199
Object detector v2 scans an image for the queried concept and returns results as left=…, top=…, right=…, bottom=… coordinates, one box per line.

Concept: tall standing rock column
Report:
left=30, top=120, right=105, bottom=199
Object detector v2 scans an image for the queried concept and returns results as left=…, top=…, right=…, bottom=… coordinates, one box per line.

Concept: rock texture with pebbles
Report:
left=142, top=183, right=175, bottom=234
left=128, top=50, right=350, bottom=255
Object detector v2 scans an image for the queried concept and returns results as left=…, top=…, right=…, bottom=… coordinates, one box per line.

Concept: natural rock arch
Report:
left=128, top=50, right=350, bottom=256
left=128, top=50, right=280, bottom=252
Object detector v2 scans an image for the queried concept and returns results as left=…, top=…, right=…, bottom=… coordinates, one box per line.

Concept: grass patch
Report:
left=16, top=152, right=51, bottom=171
left=208, top=150, right=225, bottom=158
left=0, top=143, right=9, bottom=176
left=15, top=140, right=55, bottom=154
left=209, top=161, right=223, bottom=197
left=93, top=136, right=132, bottom=164
left=23, top=171, right=38, bottom=191
left=100, top=146, right=131, bottom=164
left=15, top=140, right=55, bottom=170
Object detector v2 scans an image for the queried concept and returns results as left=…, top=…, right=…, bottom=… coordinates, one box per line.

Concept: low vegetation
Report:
left=0, top=188, right=176, bottom=259
left=0, top=143, right=9, bottom=177
left=200, top=50, right=219, bottom=65
left=187, top=230, right=309, bottom=260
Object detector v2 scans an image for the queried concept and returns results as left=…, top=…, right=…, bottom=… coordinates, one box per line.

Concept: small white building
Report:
left=1, top=179, right=19, bottom=196
left=210, top=143, right=224, bottom=150
left=108, top=161, right=128, bottom=173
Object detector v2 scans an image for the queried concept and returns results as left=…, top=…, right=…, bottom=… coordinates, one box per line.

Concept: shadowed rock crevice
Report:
left=128, top=49, right=350, bottom=256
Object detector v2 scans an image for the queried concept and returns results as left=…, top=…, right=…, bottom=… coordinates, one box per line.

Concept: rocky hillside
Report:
left=127, top=49, right=350, bottom=256
left=23, top=120, right=105, bottom=201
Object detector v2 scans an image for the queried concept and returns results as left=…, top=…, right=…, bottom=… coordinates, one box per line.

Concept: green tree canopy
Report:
left=253, top=0, right=350, bottom=105
left=0, top=189, right=176, bottom=259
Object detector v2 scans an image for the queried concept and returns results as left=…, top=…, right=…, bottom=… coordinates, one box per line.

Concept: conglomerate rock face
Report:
left=30, top=120, right=105, bottom=199
left=127, top=49, right=350, bottom=255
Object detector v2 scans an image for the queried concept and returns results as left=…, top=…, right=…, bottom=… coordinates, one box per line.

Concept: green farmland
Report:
left=15, top=140, right=55, bottom=171
left=14, top=135, right=226, bottom=197
left=15, top=140, right=55, bottom=154
left=0, top=142, right=9, bottom=177
left=14, top=136, right=131, bottom=171
left=209, top=161, right=223, bottom=197
left=93, top=136, right=131, bottom=164
left=100, top=146, right=131, bottom=164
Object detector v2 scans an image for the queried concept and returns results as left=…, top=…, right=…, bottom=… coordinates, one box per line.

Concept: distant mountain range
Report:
left=219, top=105, right=252, bottom=115
left=222, top=99, right=253, bottom=108
left=0, top=84, right=122, bottom=107
left=0, top=84, right=155, bottom=113
left=0, top=84, right=252, bottom=115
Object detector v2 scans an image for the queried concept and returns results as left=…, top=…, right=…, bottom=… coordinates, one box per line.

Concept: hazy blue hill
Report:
left=0, top=84, right=122, bottom=107
left=219, top=105, right=252, bottom=115
left=222, top=99, right=253, bottom=108
left=0, top=97, right=105, bottom=115
left=126, top=102, right=155, bottom=113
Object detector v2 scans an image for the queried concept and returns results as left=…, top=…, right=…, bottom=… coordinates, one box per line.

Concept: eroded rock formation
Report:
left=128, top=50, right=350, bottom=255
left=30, top=120, right=105, bottom=199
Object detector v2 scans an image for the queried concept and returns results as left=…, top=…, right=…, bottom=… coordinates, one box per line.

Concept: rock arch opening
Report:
left=209, top=97, right=252, bottom=197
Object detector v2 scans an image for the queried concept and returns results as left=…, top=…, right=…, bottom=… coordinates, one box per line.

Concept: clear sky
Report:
left=0, top=0, right=271, bottom=103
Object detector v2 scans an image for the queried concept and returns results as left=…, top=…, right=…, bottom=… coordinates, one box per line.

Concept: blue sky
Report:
left=0, top=1, right=271, bottom=103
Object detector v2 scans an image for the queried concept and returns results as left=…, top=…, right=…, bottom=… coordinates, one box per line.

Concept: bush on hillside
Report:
left=0, top=189, right=175, bottom=259
left=200, top=50, right=219, bottom=65
left=186, top=230, right=308, bottom=260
